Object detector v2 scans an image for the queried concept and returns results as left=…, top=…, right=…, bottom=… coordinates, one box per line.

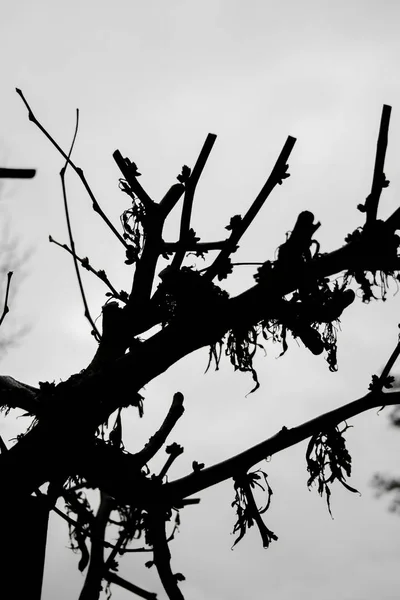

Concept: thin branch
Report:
left=59, top=111, right=101, bottom=342
left=16, top=88, right=127, bottom=248
left=0, top=271, right=13, bottom=328
left=204, top=135, right=296, bottom=281
left=0, top=168, right=35, bottom=179
left=376, top=329, right=400, bottom=391
left=133, top=392, right=185, bottom=466
left=365, top=104, right=392, bottom=224
left=49, top=235, right=124, bottom=301
left=159, top=444, right=184, bottom=481
left=164, top=390, right=400, bottom=503
left=171, top=133, right=217, bottom=270
left=104, top=572, right=158, bottom=600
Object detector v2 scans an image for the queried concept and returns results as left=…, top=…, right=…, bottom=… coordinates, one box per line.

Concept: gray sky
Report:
left=1, top=1, right=400, bottom=598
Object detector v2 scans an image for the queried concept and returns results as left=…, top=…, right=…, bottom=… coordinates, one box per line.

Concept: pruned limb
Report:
left=171, top=133, right=217, bottom=270
left=113, top=150, right=155, bottom=211
left=133, top=392, right=185, bottom=466
left=59, top=111, right=101, bottom=342
left=104, top=572, right=158, bottom=599
left=16, top=88, right=127, bottom=248
left=49, top=235, right=124, bottom=302
left=0, top=375, right=40, bottom=415
left=148, top=509, right=185, bottom=600
left=0, top=271, right=13, bottom=329
left=0, top=167, right=35, bottom=179
left=159, top=443, right=184, bottom=480
left=363, top=104, right=392, bottom=224
left=78, top=492, right=114, bottom=600
left=204, top=135, right=296, bottom=280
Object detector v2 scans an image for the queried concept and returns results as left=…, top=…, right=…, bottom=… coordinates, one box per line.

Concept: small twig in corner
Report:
left=0, top=271, right=13, bottom=329
left=49, top=235, right=125, bottom=302
left=60, top=111, right=101, bottom=342
left=16, top=88, right=127, bottom=248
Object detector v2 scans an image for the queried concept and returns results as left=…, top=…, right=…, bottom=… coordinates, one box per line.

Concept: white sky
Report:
left=1, top=1, right=400, bottom=599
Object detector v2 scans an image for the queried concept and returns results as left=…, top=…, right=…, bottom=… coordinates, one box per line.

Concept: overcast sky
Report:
left=1, top=1, right=400, bottom=599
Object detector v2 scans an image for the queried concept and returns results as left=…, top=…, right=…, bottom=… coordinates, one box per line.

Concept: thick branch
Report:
left=0, top=375, right=40, bottom=415
left=165, top=391, right=400, bottom=502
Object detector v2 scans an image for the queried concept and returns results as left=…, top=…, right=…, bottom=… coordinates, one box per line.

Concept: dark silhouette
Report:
left=1, top=91, right=399, bottom=599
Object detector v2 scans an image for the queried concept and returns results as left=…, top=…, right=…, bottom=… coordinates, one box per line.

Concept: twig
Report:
left=375, top=330, right=400, bottom=392
left=171, top=134, right=217, bottom=270
left=204, top=135, right=296, bottom=280
left=133, top=392, right=185, bottom=467
left=49, top=235, right=124, bottom=301
left=59, top=111, right=101, bottom=341
left=16, top=88, right=127, bottom=248
left=159, top=443, right=184, bottom=480
left=0, top=271, right=13, bottom=328
left=0, top=168, right=35, bottom=179
left=365, top=104, right=392, bottom=224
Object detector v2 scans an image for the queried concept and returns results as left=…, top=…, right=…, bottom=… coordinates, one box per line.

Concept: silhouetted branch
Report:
left=113, top=150, right=155, bottom=211
left=79, top=492, right=114, bottom=600
left=133, top=392, right=184, bottom=466
left=171, top=133, right=217, bottom=270
left=165, top=391, right=400, bottom=503
left=49, top=235, right=124, bottom=302
left=0, top=271, right=13, bottom=329
left=16, top=88, right=127, bottom=248
left=159, top=443, right=184, bottom=480
left=148, top=509, right=185, bottom=600
left=59, top=111, right=101, bottom=342
left=0, top=374, right=40, bottom=415
left=363, top=104, right=392, bottom=224
left=204, top=135, right=296, bottom=280
left=0, top=168, right=35, bottom=179
left=163, top=240, right=226, bottom=252
left=104, top=572, right=157, bottom=600
left=370, top=328, right=400, bottom=393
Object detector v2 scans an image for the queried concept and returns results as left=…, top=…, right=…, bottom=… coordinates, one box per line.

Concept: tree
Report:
left=1, top=91, right=399, bottom=600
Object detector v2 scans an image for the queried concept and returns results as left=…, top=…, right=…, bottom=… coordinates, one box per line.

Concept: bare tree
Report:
left=1, top=91, right=399, bottom=600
